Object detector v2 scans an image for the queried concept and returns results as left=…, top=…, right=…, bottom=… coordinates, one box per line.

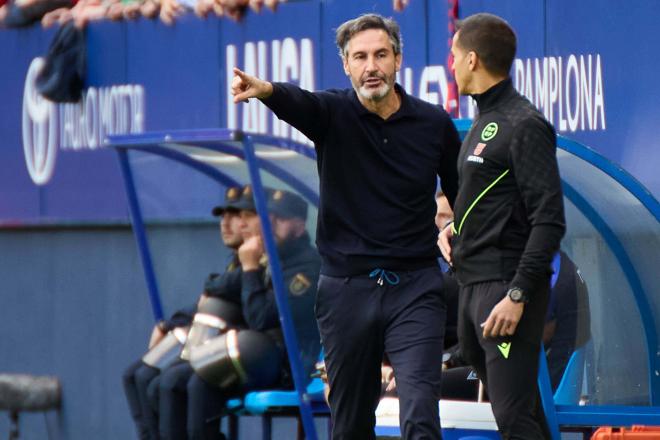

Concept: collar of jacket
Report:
left=226, top=253, right=240, bottom=272
left=470, top=77, right=516, bottom=114
left=277, top=232, right=311, bottom=261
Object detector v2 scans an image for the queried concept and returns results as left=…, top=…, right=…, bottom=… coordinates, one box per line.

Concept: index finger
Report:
left=233, top=67, right=249, bottom=80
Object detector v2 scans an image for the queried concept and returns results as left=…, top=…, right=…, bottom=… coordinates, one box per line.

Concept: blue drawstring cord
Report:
left=369, top=269, right=400, bottom=286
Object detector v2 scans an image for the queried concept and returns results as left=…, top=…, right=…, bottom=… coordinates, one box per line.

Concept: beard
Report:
left=353, top=71, right=395, bottom=102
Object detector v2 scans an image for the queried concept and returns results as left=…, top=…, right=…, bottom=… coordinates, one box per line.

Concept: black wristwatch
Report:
left=507, top=287, right=529, bottom=304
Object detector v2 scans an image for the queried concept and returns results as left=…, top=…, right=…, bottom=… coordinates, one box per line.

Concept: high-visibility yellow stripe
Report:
left=456, top=169, right=510, bottom=235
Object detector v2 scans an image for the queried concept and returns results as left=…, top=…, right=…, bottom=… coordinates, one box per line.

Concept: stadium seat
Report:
left=553, top=345, right=587, bottom=405
left=226, top=350, right=329, bottom=440
left=243, top=376, right=327, bottom=414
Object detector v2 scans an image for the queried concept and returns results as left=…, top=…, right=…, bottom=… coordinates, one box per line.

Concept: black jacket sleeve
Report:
left=203, top=268, right=242, bottom=304
left=439, top=120, right=461, bottom=208
left=260, top=82, right=330, bottom=143
left=162, top=304, right=196, bottom=331
left=240, top=268, right=280, bottom=331
left=240, top=260, right=319, bottom=333
left=509, top=117, right=566, bottom=292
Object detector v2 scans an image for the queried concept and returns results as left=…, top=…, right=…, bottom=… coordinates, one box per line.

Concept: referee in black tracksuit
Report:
left=439, top=14, right=565, bottom=440
left=231, top=14, right=461, bottom=440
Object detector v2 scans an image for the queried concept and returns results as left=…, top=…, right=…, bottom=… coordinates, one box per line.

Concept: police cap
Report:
left=211, top=186, right=242, bottom=216
left=268, top=189, right=308, bottom=220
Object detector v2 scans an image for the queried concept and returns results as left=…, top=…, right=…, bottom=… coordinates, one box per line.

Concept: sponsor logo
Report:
left=473, top=142, right=487, bottom=156
left=514, top=54, right=606, bottom=132
left=22, top=58, right=58, bottom=185
left=467, top=156, right=484, bottom=164
left=22, top=58, right=146, bottom=186
left=497, top=342, right=511, bottom=359
left=481, top=122, right=498, bottom=141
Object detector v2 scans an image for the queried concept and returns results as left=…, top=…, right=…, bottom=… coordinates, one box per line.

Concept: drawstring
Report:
left=369, top=269, right=400, bottom=286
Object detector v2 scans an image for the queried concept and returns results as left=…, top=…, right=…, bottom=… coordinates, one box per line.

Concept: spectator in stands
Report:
left=38, top=0, right=111, bottom=28
left=122, top=186, right=244, bottom=440
left=156, top=186, right=320, bottom=440
left=2, top=0, right=71, bottom=27
left=392, top=0, right=409, bottom=12
left=40, top=1, right=73, bottom=27
left=105, top=0, right=143, bottom=21
left=0, top=0, right=8, bottom=22
left=158, top=0, right=183, bottom=24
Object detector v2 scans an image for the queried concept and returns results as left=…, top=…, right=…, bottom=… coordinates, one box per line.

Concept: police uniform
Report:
left=155, top=265, right=244, bottom=440
left=162, top=188, right=321, bottom=440
left=122, top=186, right=243, bottom=440
left=186, top=231, right=321, bottom=440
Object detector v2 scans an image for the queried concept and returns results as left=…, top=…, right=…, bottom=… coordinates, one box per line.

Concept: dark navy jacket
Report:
left=262, top=83, right=460, bottom=276
left=241, top=233, right=321, bottom=375
left=162, top=255, right=242, bottom=331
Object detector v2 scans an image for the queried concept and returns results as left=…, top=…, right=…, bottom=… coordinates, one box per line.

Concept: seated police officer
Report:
left=161, top=186, right=321, bottom=440
left=122, top=185, right=245, bottom=440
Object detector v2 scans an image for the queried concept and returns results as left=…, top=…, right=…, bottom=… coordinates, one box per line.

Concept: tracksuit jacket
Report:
left=451, top=78, right=566, bottom=293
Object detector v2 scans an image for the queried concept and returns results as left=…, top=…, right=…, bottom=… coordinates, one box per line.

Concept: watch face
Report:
left=509, top=288, right=523, bottom=302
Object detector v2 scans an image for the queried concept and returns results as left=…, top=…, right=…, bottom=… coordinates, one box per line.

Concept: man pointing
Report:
left=232, top=13, right=460, bottom=440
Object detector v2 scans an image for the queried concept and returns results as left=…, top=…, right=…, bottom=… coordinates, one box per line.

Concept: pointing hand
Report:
left=231, top=67, right=273, bottom=103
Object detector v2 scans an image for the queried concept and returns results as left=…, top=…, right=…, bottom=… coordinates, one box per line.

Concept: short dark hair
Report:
left=335, top=13, right=402, bottom=58
left=455, top=13, right=516, bottom=77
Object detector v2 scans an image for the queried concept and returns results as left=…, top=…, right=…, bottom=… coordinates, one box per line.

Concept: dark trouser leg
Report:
left=135, top=363, right=161, bottom=440
left=123, top=360, right=158, bottom=440
left=384, top=267, right=445, bottom=440
left=159, top=361, right=194, bottom=440
left=187, top=375, right=228, bottom=440
left=485, top=339, right=549, bottom=440
left=144, top=373, right=161, bottom=440
left=315, top=275, right=384, bottom=440
left=463, top=281, right=551, bottom=440
left=457, top=284, right=488, bottom=390
left=439, top=367, right=480, bottom=401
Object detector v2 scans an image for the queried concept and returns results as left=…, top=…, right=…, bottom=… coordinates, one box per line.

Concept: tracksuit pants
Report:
left=458, top=280, right=551, bottom=440
left=316, top=266, right=446, bottom=440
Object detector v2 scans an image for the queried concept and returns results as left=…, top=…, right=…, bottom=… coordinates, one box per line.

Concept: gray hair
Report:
left=335, top=14, right=402, bottom=58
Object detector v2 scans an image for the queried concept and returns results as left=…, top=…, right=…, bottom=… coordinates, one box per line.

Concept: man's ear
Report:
left=395, top=53, right=402, bottom=72
left=342, top=56, right=350, bottom=76
left=468, top=51, right=477, bottom=71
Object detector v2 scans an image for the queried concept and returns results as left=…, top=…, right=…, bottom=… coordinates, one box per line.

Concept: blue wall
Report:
left=0, top=224, right=231, bottom=438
